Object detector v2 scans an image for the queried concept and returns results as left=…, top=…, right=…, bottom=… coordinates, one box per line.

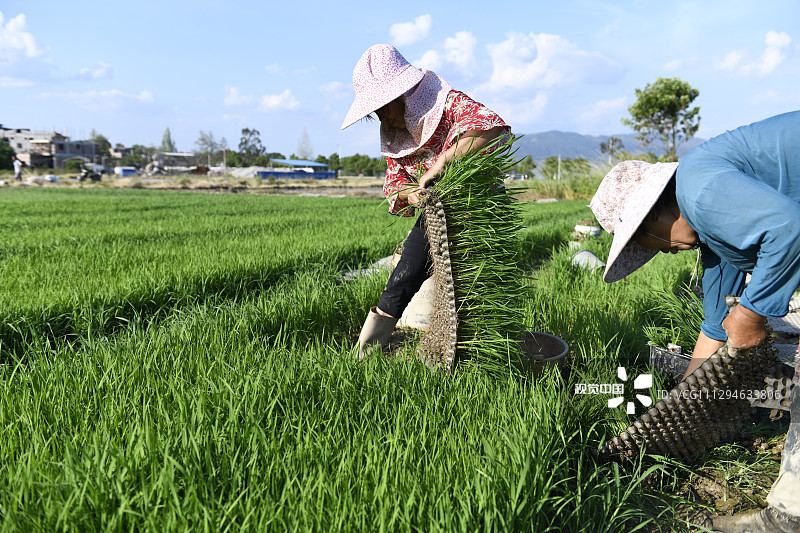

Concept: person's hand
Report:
left=418, top=173, right=435, bottom=190
left=722, top=304, right=767, bottom=350
left=397, top=184, right=422, bottom=206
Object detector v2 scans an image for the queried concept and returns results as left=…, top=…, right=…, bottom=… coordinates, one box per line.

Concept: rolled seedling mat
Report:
left=415, top=136, right=528, bottom=377
left=598, top=327, right=796, bottom=463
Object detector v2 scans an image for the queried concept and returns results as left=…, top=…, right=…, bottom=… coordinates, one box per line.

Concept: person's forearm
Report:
left=418, top=127, right=506, bottom=189
left=682, top=332, right=725, bottom=380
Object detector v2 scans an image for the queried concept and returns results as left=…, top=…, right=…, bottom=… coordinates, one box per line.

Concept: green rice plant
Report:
left=0, top=315, right=661, bottom=532
left=518, top=200, right=596, bottom=266
left=0, top=188, right=414, bottom=359
left=429, top=138, right=527, bottom=377
left=521, top=174, right=604, bottom=201
left=641, top=284, right=705, bottom=350
left=0, top=188, right=758, bottom=531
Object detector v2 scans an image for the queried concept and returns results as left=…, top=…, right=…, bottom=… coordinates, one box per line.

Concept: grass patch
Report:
left=0, top=188, right=784, bottom=531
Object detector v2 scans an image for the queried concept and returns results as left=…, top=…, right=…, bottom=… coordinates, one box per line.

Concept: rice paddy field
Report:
left=0, top=187, right=788, bottom=531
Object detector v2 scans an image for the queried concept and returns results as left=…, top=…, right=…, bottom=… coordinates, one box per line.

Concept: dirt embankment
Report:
left=3, top=175, right=387, bottom=198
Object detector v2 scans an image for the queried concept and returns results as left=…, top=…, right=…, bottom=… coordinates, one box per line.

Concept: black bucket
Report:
left=520, top=331, right=569, bottom=377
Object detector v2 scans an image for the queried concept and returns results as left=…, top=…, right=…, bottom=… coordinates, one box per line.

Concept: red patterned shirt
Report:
left=383, top=90, right=510, bottom=216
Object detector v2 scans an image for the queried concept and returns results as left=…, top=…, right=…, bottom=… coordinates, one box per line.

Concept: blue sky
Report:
left=2, top=0, right=798, bottom=159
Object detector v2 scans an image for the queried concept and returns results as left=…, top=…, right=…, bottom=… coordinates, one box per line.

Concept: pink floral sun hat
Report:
left=589, top=160, right=679, bottom=283
left=341, top=44, right=452, bottom=159
left=341, top=44, right=425, bottom=130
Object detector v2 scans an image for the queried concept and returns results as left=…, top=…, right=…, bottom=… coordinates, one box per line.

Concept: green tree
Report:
left=65, top=160, right=83, bottom=172
left=88, top=129, right=112, bottom=156
left=542, top=156, right=590, bottom=180
left=238, top=128, right=265, bottom=167
left=120, top=144, right=155, bottom=167
left=253, top=155, right=272, bottom=167
left=224, top=150, right=240, bottom=167
left=325, top=153, right=341, bottom=173
left=514, top=155, right=537, bottom=177
left=622, top=77, right=700, bottom=161
left=614, top=150, right=659, bottom=164
left=339, top=154, right=386, bottom=176
left=194, top=130, right=220, bottom=165
left=600, top=136, right=624, bottom=165
left=0, top=138, right=15, bottom=170
left=160, top=128, right=177, bottom=152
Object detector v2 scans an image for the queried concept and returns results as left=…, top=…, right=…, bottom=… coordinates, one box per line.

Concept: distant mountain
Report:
left=514, top=131, right=705, bottom=162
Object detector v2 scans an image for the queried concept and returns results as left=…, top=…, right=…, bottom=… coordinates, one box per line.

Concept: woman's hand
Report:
left=722, top=304, right=767, bottom=350
left=397, top=184, right=422, bottom=206
left=416, top=126, right=507, bottom=196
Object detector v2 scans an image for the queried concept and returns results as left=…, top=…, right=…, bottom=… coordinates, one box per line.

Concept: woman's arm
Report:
left=416, top=126, right=507, bottom=193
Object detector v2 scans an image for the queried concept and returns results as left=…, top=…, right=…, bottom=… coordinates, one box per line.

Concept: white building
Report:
left=0, top=125, right=97, bottom=168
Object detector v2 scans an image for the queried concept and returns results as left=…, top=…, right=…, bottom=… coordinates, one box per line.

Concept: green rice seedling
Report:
left=521, top=174, right=604, bottom=202
left=641, top=284, right=705, bottom=350
left=423, top=137, right=528, bottom=376
left=0, top=313, right=661, bottom=532
left=0, top=188, right=757, bottom=531
left=0, top=188, right=414, bottom=359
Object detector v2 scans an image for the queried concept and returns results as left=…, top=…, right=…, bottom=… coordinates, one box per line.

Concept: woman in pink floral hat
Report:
left=341, top=44, right=510, bottom=358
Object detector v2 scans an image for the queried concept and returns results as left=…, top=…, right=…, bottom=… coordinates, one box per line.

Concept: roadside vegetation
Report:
left=0, top=187, right=786, bottom=531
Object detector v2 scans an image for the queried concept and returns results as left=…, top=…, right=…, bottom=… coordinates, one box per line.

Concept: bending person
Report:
left=340, top=44, right=510, bottom=358
left=589, top=111, right=800, bottom=532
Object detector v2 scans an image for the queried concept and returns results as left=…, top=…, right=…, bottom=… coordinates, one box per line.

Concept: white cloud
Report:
left=444, top=31, right=477, bottom=71
left=258, top=89, right=300, bottom=111
left=77, top=61, right=113, bottom=80
left=490, top=91, right=548, bottom=125
left=598, top=19, right=621, bottom=40
left=318, top=81, right=350, bottom=99
left=223, top=86, right=254, bottom=107
left=414, top=49, right=443, bottom=71
left=715, top=31, right=791, bottom=77
left=264, top=63, right=284, bottom=75
left=717, top=51, right=743, bottom=71
left=662, top=59, right=682, bottom=72
left=0, top=76, right=34, bottom=87
left=481, top=32, right=622, bottom=93
left=413, top=31, right=475, bottom=73
left=760, top=30, right=791, bottom=75
left=0, top=12, right=42, bottom=61
left=575, top=96, right=627, bottom=123
left=225, top=87, right=301, bottom=111
left=40, top=89, right=154, bottom=112
left=390, top=14, right=432, bottom=46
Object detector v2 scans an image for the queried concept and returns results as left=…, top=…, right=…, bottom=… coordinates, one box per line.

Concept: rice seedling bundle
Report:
left=417, top=137, right=528, bottom=376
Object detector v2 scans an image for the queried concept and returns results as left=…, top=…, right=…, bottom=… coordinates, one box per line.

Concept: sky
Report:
left=1, top=0, right=798, bottom=160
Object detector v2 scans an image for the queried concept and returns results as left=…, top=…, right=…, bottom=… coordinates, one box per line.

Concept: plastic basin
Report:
left=519, top=331, right=569, bottom=377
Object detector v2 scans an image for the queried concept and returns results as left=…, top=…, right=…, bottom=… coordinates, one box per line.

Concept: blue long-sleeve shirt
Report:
left=676, top=110, right=800, bottom=341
